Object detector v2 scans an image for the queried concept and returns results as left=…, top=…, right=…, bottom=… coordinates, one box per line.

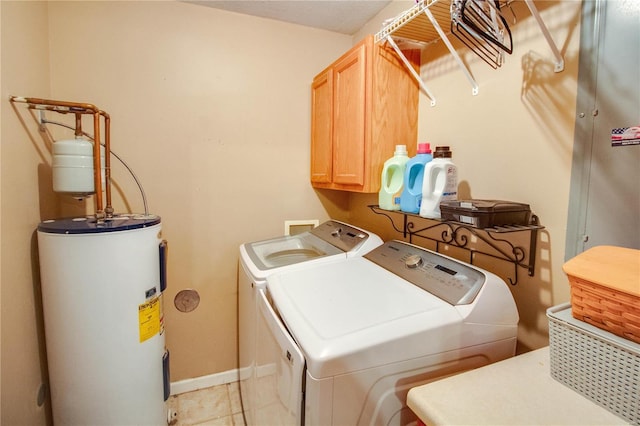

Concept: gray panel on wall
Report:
left=566, top=0, right=640, bottom=260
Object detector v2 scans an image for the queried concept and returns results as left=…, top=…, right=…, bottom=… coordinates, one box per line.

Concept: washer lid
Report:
left=241, top=220, right=382, bottom=275
left=243, top=232, right=343, bottom=271
left=267, top=257, right=462, bottom=378
left=38, top=214, right=160, bottom=234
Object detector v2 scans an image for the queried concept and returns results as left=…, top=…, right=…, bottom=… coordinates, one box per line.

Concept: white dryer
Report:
left=238, top=220, right=383, bottom=425
left=261, top=240, right=519, bottom=425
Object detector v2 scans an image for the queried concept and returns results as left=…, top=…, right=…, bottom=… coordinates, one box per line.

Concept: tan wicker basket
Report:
left=563, top=246, right=640, bottom=344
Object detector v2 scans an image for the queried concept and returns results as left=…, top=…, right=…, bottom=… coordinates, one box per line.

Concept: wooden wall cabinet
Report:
left=310, top=35, right=419, bottom=193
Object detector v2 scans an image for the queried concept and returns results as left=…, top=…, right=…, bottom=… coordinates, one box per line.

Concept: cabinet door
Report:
left=310, top=69, right=333, bottom=184
left=332, top=42, right=367, bottom=186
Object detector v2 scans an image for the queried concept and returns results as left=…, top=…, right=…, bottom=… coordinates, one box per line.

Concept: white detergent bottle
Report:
left=400, top=143, right=432, bottom=214
left=419, top=146, right=458, bottom=219
left=378, top=145, right=409, bottom=211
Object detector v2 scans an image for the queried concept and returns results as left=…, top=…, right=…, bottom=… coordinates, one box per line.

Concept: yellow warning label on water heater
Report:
left=139, top=296, right=160, bottom=343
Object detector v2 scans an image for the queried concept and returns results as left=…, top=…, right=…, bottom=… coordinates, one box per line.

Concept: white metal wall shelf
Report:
left=369, top=205, right=544, bottom=285
left=375, top=0, right=565, bottom=106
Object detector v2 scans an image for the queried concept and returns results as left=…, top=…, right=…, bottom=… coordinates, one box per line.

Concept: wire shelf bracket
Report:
left=375, top=0, right=565, bottom=105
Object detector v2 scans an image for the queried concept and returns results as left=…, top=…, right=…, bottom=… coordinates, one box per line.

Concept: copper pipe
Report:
left=101, top=111, right=114, bottom=217
left=10, top=96, right=99, bottom=114
left=92, top=112, right=104, bottom=216
left=10, top=95, right=109, bottom=218
left=74, top=113, right=83, bottom=137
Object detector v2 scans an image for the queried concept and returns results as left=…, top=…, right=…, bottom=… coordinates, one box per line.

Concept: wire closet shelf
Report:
left=375, top=0, right=565, bottom=106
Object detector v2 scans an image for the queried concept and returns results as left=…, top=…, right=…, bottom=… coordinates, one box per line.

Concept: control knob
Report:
left=405, top=254, right=423, bottom=269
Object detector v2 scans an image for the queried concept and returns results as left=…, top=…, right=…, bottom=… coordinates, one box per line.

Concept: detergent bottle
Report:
left=378, top=145, right=409, bottom=211
left=419, top=146, right=458, bottom=219
left=400, top=143, right=432, bottom=214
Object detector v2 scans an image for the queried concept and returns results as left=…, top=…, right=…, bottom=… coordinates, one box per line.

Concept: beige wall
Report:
left=1, top=2, right=53, bottom=425
left=1, top=1, right=351, bottom=423
left=2, top=0, right=585, bottom=423
left=45, top=0, right=351, bottom=381
left=349, top=0, right=582, bottom=351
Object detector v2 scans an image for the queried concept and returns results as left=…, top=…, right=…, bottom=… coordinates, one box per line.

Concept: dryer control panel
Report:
left=364, top=240, right=485, bottom=305
left=311, top=220, right=371, bottom=252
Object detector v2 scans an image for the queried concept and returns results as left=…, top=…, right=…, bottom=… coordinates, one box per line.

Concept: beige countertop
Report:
left=407, top=347, right=627, bottom=425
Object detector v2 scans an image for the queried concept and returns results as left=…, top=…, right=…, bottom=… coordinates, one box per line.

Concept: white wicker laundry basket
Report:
left=547, top=303, right=640, bottom=425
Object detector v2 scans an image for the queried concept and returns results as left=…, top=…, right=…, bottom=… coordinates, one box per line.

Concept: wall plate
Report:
left=284, top=219, right=319, bottom=236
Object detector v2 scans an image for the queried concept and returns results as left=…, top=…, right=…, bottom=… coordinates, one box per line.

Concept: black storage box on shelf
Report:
left=439, top=200, right=531, bottom=228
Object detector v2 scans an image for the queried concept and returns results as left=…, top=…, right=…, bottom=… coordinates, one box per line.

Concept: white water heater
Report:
left=37, top=215, right=169, bottom=425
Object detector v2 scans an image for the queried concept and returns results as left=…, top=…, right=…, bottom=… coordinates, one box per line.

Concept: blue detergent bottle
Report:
left=400, top=143, right=432, bottom=214
left=378, top=145, right=409, bottom=211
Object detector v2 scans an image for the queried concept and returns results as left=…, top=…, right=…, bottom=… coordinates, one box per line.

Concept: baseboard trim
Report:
left=170, top=368, right=239, bottom=396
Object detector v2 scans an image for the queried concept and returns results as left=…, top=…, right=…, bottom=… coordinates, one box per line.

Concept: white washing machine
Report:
left=260, top=240, right=519, bottom=425
left=238, top=220, right=383, bottom=425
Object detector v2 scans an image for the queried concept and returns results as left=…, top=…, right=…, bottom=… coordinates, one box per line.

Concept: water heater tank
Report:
left=37, top=215, right=169, bottom=425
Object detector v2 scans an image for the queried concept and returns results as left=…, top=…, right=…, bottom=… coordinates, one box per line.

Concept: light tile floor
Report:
left=167, top=382, right=246, bottom=426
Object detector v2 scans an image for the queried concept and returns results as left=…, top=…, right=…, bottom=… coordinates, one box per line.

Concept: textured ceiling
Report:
left=186, top=0, right=394, bottom=35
